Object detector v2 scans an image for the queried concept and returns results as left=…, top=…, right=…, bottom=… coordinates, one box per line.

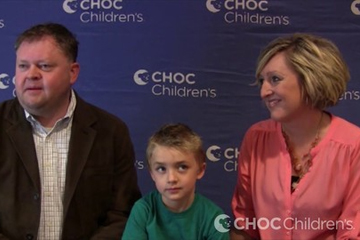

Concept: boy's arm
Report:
left=122, top=200, right=148, bottom=240
left=207, top=208, right=230, bottom=240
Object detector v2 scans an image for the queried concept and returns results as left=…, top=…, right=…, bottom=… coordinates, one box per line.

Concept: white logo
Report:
left=206, top=145, right=240, bottom=171
left=133, top=69, right=150, bottom=86
left=0, top=19, right=5, bottom=29
left=206, top=0, right=222, bottom=13
left=214, top=214, right=231, bottom=233
left=207, top=0, right=290, bottom=25
left=0, top=73, right=12, bottom=90
left=233, top=217, right=355, bottom=231
left=340, top=90, right=360, bottom=101
left=351, top=0, right=360, bottom=15
left=63, top=0, right=78, bottom=14
left=206, top=145, right=240, bottom=162
left=133, top=69, right=217, bottom=98
left=206, top=145, right=221, bottom=162
left=133, top=69, right=197, bottom=86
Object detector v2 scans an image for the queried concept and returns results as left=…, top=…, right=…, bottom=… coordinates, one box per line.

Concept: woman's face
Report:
left=259, top=52, right=306, bottom=122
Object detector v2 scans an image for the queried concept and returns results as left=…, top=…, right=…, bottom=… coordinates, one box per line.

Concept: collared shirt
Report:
left=25, top=90, right=76, bottom=240
left=232, top=115, right=360, bottom=240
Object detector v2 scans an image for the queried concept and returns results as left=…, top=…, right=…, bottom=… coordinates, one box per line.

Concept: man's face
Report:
left=15, top=36, right=79, bottom=119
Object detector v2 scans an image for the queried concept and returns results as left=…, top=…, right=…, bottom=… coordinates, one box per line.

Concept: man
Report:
left=0, top=23, right=141, bottom=239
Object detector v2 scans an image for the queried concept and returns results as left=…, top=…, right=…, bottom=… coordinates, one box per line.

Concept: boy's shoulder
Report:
left=193, top=193, right=225, bottom=214
left=135, top=190, right=160, bottom=207
left=128, top=191, right=160, bottom=219
left=135, top=191, right=224, bottom=214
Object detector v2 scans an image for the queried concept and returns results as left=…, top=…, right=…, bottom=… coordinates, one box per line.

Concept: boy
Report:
left=122, top=123, right=229, bottom=240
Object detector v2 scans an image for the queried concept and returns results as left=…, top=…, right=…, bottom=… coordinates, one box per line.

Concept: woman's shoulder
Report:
left=329, top=115, right=360, bottom=141
left=245, top=118, right=279, bottom=136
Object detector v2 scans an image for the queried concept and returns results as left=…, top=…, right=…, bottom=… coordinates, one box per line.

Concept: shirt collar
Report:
left=25, top=89, right=77, bottom=129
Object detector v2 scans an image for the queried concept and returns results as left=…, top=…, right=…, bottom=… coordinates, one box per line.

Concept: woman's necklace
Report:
left=282, top=112, right=323, bottom=192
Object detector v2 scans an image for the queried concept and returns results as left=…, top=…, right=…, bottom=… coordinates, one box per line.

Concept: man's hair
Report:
left=254, top=33, right=350, bottom=109
left=15, top=22, right=79, bottom=62
left=146, top=123, right=206, bottom=167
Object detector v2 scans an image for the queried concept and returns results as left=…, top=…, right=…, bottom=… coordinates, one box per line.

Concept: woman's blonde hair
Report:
left=255, top=33, right=350, bottom=109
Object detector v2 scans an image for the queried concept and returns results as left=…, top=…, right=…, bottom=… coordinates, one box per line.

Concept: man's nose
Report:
left=26, top=65, right=41, bottom=80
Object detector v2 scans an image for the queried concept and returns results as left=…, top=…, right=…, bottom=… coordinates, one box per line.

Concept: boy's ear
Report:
left=197, top=162, right=206, bottom=180
left=149, top=169, right=156, bottom=182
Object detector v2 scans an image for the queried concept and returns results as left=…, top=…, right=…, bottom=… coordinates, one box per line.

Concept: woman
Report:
left=231, top=33, right=360, bottom=239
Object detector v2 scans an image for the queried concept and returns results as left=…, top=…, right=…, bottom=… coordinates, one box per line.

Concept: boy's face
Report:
left=149, top=145, right=205, bottom=212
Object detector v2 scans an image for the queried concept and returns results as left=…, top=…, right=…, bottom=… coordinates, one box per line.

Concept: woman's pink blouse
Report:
left=232, top=115, right=360, bottom=239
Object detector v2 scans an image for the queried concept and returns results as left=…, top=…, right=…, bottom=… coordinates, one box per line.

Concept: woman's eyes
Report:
left=257, top=77, right=264, bottom=85
left=270, top=75, right=281, bottom=83
left=258, top=75, right=281, bottom=85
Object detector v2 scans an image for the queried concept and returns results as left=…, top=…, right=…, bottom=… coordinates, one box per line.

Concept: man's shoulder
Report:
left=0, top=98, right=18, bottom=110
left=0, top=98, right=22, bottom=121
left=74, top=95, right=128, bottom=127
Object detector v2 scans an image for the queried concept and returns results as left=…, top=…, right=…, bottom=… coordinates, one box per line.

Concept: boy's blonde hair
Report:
left=255, top=33, right=350, bottom=109
left=146, top=123, right=206, bottom=167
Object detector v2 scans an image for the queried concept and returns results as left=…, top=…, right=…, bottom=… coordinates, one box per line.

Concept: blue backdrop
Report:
left=1, top=0, right=360, bottom=215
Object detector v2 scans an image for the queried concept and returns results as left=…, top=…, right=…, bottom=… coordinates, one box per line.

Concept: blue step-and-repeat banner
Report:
left=1, top=0, right=360, bottom=215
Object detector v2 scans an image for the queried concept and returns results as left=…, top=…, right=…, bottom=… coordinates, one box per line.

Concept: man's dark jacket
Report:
left=0, top=95, right=141, bottom=239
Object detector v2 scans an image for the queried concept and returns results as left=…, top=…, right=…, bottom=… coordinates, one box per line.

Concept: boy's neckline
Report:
left=158, top=191, right=198, bottom=214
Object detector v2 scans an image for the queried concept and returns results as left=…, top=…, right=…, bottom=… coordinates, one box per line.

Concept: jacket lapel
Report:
left=63, top=96, right=97, bottom=214
left=5, top=99, right=41, bottom=193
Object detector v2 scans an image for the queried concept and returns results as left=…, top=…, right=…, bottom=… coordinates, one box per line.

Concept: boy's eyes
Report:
left=178, top=164, right=188, bottom=171
left=155, top=166, right=166, bottom=172
left=154, top=164, right=189, bottom=173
